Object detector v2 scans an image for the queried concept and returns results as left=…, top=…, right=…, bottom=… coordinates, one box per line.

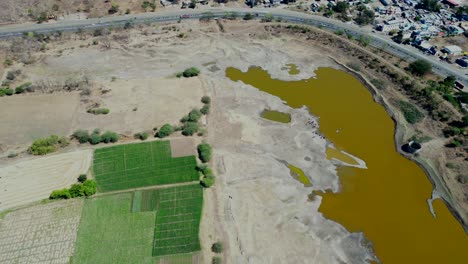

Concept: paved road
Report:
left=0, top=7, right=466, bottom=87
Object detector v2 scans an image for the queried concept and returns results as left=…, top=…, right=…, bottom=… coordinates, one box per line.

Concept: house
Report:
left=443, top=45, right=463, bottom=56
left=447, top=25, right=464, bottom=35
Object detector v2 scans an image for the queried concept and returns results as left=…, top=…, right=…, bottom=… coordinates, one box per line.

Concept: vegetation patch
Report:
left=50, top=180, right=97, bottom=199
left=177, top=67, right=200, bottom=78
left=87, top=107, right=110, bottom=115
left=72, top=193, right=157, bottom=264
left=29, top=135, right=69, bottom=155
left=72, top=129, right=119, bottom=145
left=399, top=100, right=424, bottom=124
left=93, top=141, right=199, bottom=192
left=261, top=109, right=291, bottom=123
left=197, top=143, right=212, bottom=163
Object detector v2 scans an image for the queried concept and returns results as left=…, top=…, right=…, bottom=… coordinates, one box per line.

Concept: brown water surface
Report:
left=226, top=66, right=468, bottom=263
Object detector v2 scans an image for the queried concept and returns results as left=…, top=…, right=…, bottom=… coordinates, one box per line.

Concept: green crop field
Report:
left=132, top=184, right=203, bottom=256
left=73, top=184, right=203, bottom=264
left=93, top=141, right=199, bottom=192
left=72, top=193, right=156, bottom=264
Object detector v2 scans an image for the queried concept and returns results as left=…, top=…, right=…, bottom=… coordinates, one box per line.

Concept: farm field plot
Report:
left=132, top=184, right=203, bottom=256
left=0, top=199, right=83, bottom=264
left=72, top=193, right=156, bottom=264
left=93, top=141, right=199, bottom=192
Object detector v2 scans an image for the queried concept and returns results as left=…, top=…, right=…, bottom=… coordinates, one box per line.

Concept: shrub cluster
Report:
left=0, top=82, right=32, bottom=96
left=177, top=67, right=200, bottom=78
left=72, top=129, right=119, bottom=145
left=198, top=164, right=215, bottom=188
left=157, top=124, right=174, bottom=138
left=197, top=143, right=212, bottom=163
left=29, top=135, right=69, bottom=155
left=50, top=179, right=97, bottom=199
left=211, top=241, right=223, bottom=263
left=87, top=108, right=110, bottom=115
left=399, top=100, right=424, bottom=124
left=134, top=132, right=150, bottom=140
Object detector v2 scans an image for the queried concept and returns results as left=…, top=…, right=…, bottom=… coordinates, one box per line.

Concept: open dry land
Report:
left=0, top=149, right=92, bottom=210
left=0, top=16, right=466, bottom=264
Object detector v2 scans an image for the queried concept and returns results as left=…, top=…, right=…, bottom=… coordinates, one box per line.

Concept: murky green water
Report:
left=261, top=109, right=291, bottom=123
left=226, top=66, right=468, bottom=263
left=288, top=164, right=312, bottom=186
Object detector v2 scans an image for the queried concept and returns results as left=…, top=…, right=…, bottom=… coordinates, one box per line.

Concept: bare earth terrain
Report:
left=0, top=18, right=466, bottom=263
left=0, top=149, right=92, bottom=210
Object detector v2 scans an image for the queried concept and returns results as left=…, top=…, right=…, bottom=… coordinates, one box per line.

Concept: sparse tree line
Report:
left=49, top=174, right=97, bottom=200
left=155, top=96, right=211, bottom=139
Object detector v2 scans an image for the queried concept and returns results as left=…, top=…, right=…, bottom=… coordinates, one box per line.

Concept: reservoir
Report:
left=226, top=66, right=468, bottom=263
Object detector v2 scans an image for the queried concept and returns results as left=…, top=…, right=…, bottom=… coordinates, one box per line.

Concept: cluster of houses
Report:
left=374, top=0, right=467, bottom=67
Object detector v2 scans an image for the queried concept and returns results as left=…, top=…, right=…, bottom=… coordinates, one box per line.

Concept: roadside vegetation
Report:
left=198, top=164, right=215, bottom=188
left=29, top=135, right=69, bottom=155
left=0, top=82, right=32, bottom=97
left=399, top=100, right=424, bottom=124
left=197, top=142, right=212, bottom=163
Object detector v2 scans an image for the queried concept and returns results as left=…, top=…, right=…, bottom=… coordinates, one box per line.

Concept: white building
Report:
left=443, top=45, right=463, bottom=56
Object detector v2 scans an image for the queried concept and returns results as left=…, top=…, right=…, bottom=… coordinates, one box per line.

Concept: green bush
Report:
left=78, top=174, right=87, bottom=183
left=212, top=256, right=222, bottom=264
left=212, top=242, right=223, bottom=253
left=243, top=13, right=254, bottom=20
left=89, top=132, right=102, bottom=145
left=201, top=104, right=210, bottom=115
left=101, top=131, right=119, bottom=143
left=49, top=179, right=96, bottom=200
left=182, top=67, right=200, bottom=77
left=88, top=108, right=110, bottom=115
left=29, top=135, right=69, bottom=155
left=399, top=100, right=424, bottom=124
left=15, top=86, right=25, bottom=94
left=0, top=89, right=5, bottom=97
left=134, top=132, right=150, bottom=140
left=201, top=175, right=215, bottom=188
left=408, top=59, right=432, bottom=76
left=188, top=109, right=202, bottom=122
left=69, top=183, right=85, bottom=198
left=197, top=143, right=212, bottom=163
left=201, top=96, right=211, bottom=104
left=82, top=180, right=97, bottom=196
left=50, top=189, right=71, bottom=199
left=157, top=124, right=174, bottom=138
left=73, top=129, right=90, bottom=143
left=182, top=122, right=199, bottom=136
left=4, top=88, right=14, bottom=96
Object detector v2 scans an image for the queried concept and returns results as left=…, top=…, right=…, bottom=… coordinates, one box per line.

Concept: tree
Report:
left=201, top=175, right=215, bottom=188
left=188, top=109, right=202, bottom=122
left=261, top=13, right=274, bottom=22
left=182, top=67, right=200, bottom=77
left=108, top=4, right=120, bottom=14
left=82, top=180, right=97, bottom=196
left=392, top=30, right=404, bottom=44
left=157, top=124, right=174, bottom=138
left=212, top=242, right=223, bottom=253
left=197, top=143, right=212, bottom=163
left=418, top=0, right=440, bottom=12
left=89, top=132, right=102, bottom=145
left=73, top=129, right=90, bottom=143
left=182, top=122, right=199, bottom=136
left=29, top=135, right=69, bottom=155
left=355, top=9, right=375, bottom=25
left=78, top=174, right=87, bottom=183
left=333, top=2, right=349, bottom=13
left=408, top=59, right=432, bottom=76
left=69, top=184, right=85, bottom=198
left=201, top=104, right=210, bottom=115
left=101, top=131, right=119, bottom=143
left=4, top=88, right=14, bottom=96
left=212, top=257, right=222, bottom=264
left=134, top=132, right=150, bottom=140
left=201, top=96, right=211, bottom=104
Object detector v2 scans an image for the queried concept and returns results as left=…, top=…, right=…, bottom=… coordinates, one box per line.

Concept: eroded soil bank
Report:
left=226, top=66, right=468, bottom=263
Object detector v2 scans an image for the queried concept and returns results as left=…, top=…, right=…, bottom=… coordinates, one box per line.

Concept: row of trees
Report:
left=72, top=129, right=119, bottom=145
left=50, top=179, right=96, bottom=199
